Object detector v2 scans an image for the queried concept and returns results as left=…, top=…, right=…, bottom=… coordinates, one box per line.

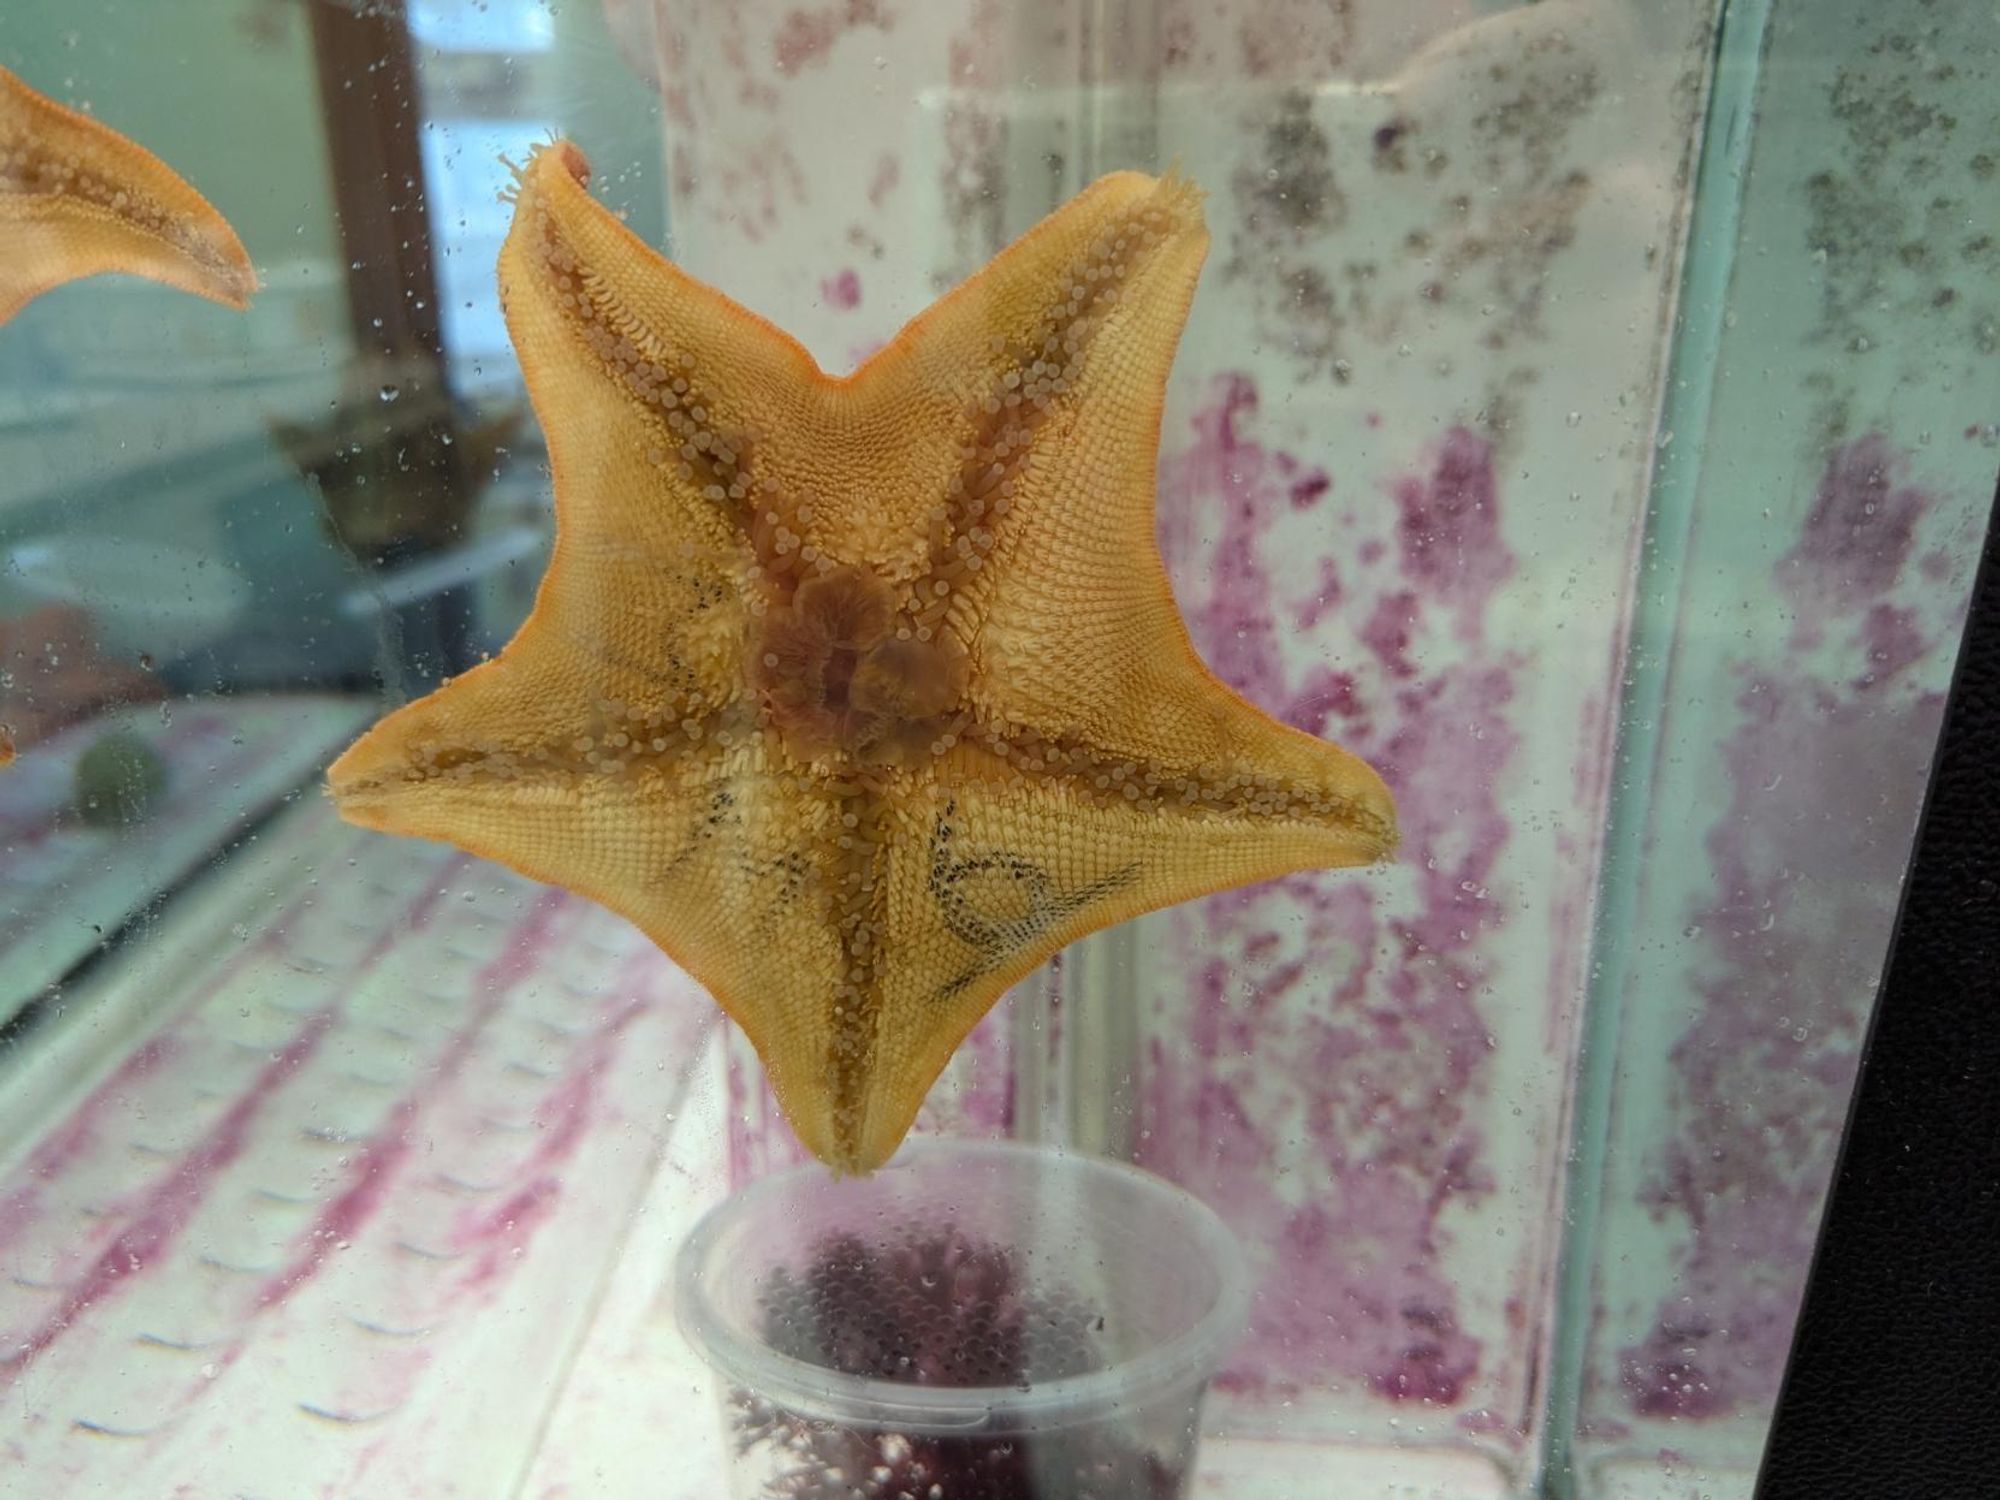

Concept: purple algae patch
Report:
left=1146, top=375, right=1521, bottom=1410
left=1620, top=433, right=1954, bottom=1421
left=1391, top=425, right=1514, bottom=623
left=1776, top=434, right=1928, bottom=610
left=819, top=267, right=862, bottom=310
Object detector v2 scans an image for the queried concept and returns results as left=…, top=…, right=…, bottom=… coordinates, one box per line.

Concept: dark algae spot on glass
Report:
left=734, top=1226, right=1186, bottom=1499
left=74, top=729, right=168, bottom=827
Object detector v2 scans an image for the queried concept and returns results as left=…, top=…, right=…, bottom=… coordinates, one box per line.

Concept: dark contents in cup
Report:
left=734, top=1225, right=1187, bottom=1498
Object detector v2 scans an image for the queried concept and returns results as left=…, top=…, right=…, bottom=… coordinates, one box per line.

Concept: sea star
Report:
left=328, top=143, right=1395, bottom=1173
left=0, top=65, right=254, bottom=325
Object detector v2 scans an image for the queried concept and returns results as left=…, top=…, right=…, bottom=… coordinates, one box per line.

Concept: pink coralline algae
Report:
left=1142, top=374, right=1517, bottom=1413
left=771, top=0, right=896, bottom=77
left=1392, top=429, right=1512, bottom=635
left=0, top=871, right=668, bottom=1414
left=254, top=894, right=573, bottom=1312
left=819, top=267, right=861, bottom=310
left=0, top=1010, right=338, bottom=1388
left=866, top=153, right=900, bottom=210
left=1775, top=434, right=1930, bottom=618
left=1619, top=434, right=1955, bottom=1420
left=1159, top=0, right=1358, bottom=83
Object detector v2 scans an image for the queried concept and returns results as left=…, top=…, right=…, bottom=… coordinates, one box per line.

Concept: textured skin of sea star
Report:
left=0, top=65, right=255, bottom=325
left=328, top=142, right=1396, bottom=1173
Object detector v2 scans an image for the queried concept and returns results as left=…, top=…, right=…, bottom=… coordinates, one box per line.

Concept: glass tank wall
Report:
left=0, top=2, right=1990, bottom=1496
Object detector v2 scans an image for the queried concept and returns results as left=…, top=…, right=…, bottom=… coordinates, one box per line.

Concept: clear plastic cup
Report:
left=674, top=1138, right=1249, bottom=1499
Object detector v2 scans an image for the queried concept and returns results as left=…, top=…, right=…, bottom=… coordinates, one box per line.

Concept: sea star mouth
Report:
left=753, top=565, right=970, bottom=766
left=823, top=647, right=859, bottom=709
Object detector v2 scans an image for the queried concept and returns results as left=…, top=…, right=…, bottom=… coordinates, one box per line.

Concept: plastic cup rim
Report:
left=673, top=1137, right=1250, bottom=1434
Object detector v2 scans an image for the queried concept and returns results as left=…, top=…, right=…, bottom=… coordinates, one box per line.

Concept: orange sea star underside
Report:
left=328, top=142, right=1395, bottom=1173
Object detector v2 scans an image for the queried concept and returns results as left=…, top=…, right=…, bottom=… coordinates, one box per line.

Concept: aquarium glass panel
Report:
left=0, top=2, right=1990, bottom=1498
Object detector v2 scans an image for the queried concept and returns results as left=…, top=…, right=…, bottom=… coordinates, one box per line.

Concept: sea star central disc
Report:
left=328, top=143, right=1395, bottom=1173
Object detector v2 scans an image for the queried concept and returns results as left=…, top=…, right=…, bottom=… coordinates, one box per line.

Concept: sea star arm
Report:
left=834, top=738, right=1389, bottom=1169
left=324, top=144, right=809, bottom=932
left=337, top=669, right=921, bottom=1172
left=494, top=141, right=831, bottom=631
left=333, top=142, right=814, bottom=799
left=334, top=708, right=861, bottom=1123
left=0, top=66, right=254, bottom=324
left=831, top=172, right=1209, bottom=541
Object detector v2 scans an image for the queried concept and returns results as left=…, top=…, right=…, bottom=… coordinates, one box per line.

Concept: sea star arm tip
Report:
left=0, top=66, right=254, bottom=324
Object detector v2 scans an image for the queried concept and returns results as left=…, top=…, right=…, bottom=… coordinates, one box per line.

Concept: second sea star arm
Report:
left=331, top=714, right=857, bottom=1097
left=501, top=143, right=837, bottom=619
left=832, top=752, right=1386, bottom=1172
